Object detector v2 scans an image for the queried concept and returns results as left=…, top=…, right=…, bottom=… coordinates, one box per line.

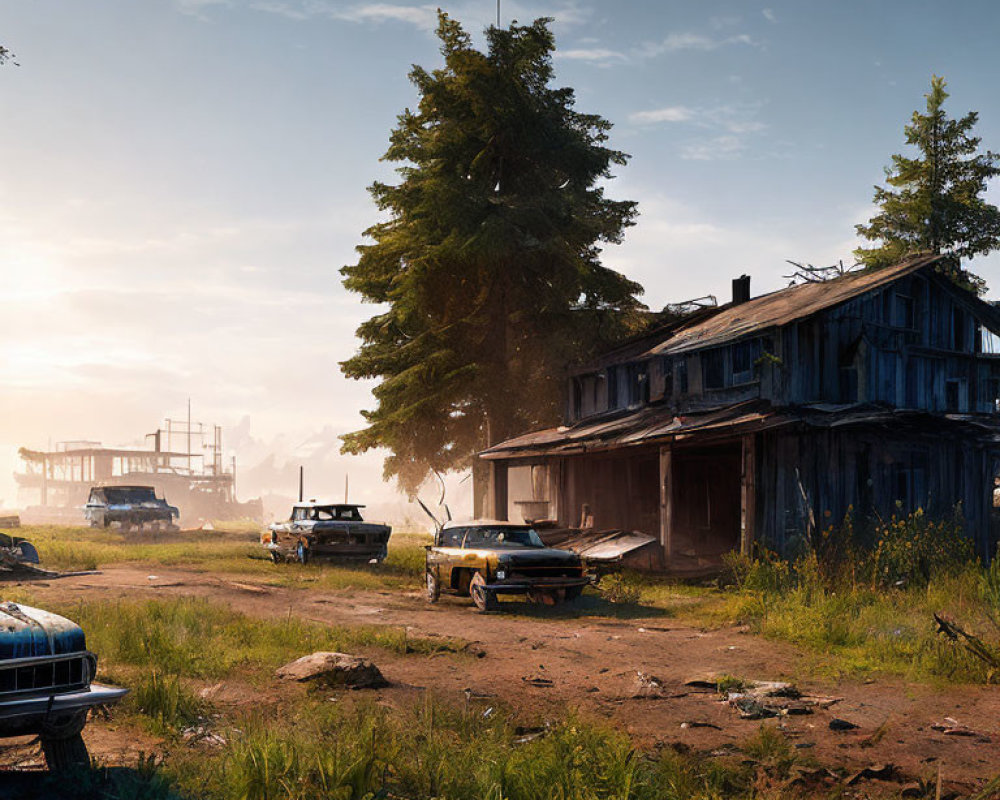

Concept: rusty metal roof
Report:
left=480, top=400, right=785, bottom=459
left=642, top=254, right=944, bottom=357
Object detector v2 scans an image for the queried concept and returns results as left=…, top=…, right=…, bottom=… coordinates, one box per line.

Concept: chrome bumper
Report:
left=0, top=683, right=128, bottom=721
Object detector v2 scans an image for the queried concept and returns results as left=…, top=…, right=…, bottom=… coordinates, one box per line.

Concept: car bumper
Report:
left=486, top=576, right=591, bottom=594
left=0, top=683, right=128, bottom=723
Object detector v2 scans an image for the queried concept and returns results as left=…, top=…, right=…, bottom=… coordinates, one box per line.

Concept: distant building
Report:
left=479, top=255, right=1000, bottom=572
left=17, top=423, right=261, bottom=525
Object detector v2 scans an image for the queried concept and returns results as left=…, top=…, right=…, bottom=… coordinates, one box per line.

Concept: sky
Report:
left=2, top=0, right=1000, bottom=517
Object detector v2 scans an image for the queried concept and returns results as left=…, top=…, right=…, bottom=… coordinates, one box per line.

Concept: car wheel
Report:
left=270, top=550, right=284, bottom=564
left=469, top=572, right=498, bottom=613
left=41, top=731, right=90, bottom=771
left=564, top=585, right=584, bottom=602
left=297, top=540, right=310, bottom=565
left=425, top=569, right=441, bottom=603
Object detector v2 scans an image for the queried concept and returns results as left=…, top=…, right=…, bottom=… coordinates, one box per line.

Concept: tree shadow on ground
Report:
left=2, top=764, right=182, bottom=800
left=498, top=593, right=672, bottom=620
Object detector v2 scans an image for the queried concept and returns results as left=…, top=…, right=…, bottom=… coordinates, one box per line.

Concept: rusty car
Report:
left=0, top=600, right=127, bottom=769
left=424, top=520, right=590, bottom=612
left=262, top=502, right=392, bottom=564
left=84, top=485, right=179, bottom=532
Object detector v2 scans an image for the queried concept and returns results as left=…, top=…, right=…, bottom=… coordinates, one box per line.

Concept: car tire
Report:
left=297, top=540, right=310, bottom=565
left=426, top=569, right=441, bottom=603
left=564, top=585, right=584, bottom=602
left=470, top=572, right=498, bottom=613
left=41, top=731, right=90, bottom=771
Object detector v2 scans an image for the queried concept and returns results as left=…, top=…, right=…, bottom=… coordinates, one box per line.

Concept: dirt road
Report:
left=7, top=565, right=1000, bottom=790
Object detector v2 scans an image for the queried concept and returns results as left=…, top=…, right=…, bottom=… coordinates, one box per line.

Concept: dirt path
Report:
left=9, top=565, right=1000, bottom=790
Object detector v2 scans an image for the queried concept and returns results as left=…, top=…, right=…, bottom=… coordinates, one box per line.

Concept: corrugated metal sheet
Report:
left=481, top=400, right=786, bottom=459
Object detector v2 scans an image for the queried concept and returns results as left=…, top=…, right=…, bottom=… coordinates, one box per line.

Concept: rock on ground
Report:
left=276, top=652, right=388, bottom=688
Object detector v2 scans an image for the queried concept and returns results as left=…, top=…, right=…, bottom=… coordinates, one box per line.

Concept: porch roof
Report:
left=479, top=400, right=785, bottom=460
left=479, top=402, right=1000, bottom=460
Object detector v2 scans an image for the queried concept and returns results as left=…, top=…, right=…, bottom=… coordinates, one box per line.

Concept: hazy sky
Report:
left=2, top=0, right=1000, bottom=511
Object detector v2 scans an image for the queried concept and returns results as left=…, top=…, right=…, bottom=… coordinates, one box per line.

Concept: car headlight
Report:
left=496, top=569, right=506, bottom=580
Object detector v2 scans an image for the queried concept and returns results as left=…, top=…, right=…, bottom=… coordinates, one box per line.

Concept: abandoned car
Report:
left=262, top=502, right=392, bottom=564
left=84, top=485, right=179, bottom=532
left=0, top=600, right=127, bottom=769
left=425, top=520, right=590, bottom=612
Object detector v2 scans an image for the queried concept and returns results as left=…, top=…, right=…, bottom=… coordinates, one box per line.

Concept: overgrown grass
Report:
left=14, top=525, right=430, bottom=591
left=47, top=595, right=460, bottom=680
left=161, top=697, right=798, bottom=800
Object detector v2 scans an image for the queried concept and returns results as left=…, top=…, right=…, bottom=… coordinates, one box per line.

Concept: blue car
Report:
left=0, top=601, right=127, bottom=769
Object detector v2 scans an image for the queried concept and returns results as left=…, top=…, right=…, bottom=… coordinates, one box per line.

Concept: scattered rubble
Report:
left=720, top=679, right=841, bottom=719
left=276, top=652, right=388, bottom=688
left=829, top=717, right=860, bottom=731
left=931, top=717, right=990, bottom=740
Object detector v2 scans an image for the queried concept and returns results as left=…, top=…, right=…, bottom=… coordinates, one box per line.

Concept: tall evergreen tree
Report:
left=855, top=76, right=1000, bottom=294
left=340, top=13, right=643, bottom=494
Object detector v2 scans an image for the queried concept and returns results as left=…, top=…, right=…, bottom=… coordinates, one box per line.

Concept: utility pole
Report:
left=497, top=0, right=500, bottom=26
left=187, top=398, right=192, bottom=473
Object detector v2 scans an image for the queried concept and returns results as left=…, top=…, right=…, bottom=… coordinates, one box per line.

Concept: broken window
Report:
left=703, top=348, right=726, bottom=390
left=677, top=360, right=688, bottom=395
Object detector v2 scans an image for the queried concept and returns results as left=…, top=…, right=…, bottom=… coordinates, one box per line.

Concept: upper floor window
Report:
left=894, top=294, right=914, bottom=329
left=703, top=349, right=726, bottom=390
left=952, top=307, right=966, bottom=352
left=607, top=366, right=619, bottom=408
left=732, top=341, right=757, bottom=384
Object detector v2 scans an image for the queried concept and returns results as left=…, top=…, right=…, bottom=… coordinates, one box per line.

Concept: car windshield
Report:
left=463, top=526, right=545, bottom=548
left=104, top=487, right=158, bottom=504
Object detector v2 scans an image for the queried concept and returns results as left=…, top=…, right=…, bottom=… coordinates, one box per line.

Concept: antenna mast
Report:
left=497, top=0, right=500, bottom=27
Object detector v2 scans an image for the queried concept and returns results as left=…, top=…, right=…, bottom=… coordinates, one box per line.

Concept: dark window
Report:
left=895, top=295, right=914, bottom=329
left=952, top=307, right=966, bottom=351
left=662, top=358, right=674, bottom=398
left=571, top=379, right=582, bottom=418
left=946, top=379, right=960, bottom=411
left=731, top=340, right=760, bottom=384
left=703, top=349, right=726, bottom=389
left=677, top=361, right=688, bottom=395
left=840, top=365, right=859, bottom=403
left=607, top=366, right=618, bottom=408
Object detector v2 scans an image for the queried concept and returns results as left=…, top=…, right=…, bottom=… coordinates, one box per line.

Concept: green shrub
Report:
left=598, top=573, right=641, bottom=605
left=872, top=506, right=974, bottom=587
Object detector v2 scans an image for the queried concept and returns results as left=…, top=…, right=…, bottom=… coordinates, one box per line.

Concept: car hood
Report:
left=0, top=602, right=86, bottom=660
left=495, top=548, right=580, bottom=566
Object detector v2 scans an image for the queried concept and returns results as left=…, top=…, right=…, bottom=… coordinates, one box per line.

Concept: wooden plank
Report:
left=659, top=445, right=673, bottom=566
left=741, top=434, right=756, bottom=554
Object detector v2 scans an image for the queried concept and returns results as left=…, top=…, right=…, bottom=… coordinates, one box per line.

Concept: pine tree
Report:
left=340, top=13, right=644, bottom=494
left=855, top=76, right=1000, bottom=294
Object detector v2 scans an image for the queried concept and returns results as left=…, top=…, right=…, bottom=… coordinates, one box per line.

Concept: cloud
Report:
left=556, top=47, right=628, bottom=65
left=636, top=31, right=759, bottom=59
left=762, top=8, right=777, bottom=23
left=629, top=103, right=766, bottom=149
left=681, top=135, right=746, bottom=161
left=174, top=0, right=231, bottom=20
left=249, top=1, right=590, bottom=31
left=628, top=106, right=695, bottom=124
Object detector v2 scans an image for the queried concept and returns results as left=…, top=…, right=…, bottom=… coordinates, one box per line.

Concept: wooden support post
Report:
left=489, top=461, right=509, bottom=521
left=659, top=445, right=673, bottom=567
left=741, top=434, right=757, bottom=555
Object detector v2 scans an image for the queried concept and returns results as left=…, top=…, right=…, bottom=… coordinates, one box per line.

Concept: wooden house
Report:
left=478, top=255, right=1000, bottom=572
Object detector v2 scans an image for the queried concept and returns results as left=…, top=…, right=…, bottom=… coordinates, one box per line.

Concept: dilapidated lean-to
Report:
left=479, top=255, right=1000, bottom=573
